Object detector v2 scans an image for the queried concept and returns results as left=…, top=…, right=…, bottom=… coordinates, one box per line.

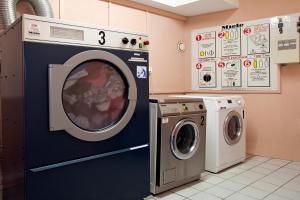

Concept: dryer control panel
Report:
left=22, top=14, right=149, bottom=51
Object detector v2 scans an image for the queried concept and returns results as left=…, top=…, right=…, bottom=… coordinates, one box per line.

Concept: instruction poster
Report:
left=197, top=61, right=217, bottom=88
left=221, top=60, right=242, bottom=87
left=190, top=13, right=300, bottom=92
left=220, top=27, right=241, bottom=56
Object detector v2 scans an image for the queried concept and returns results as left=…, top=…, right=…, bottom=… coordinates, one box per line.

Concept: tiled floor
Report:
left=146, top=155, right=300, bottom=200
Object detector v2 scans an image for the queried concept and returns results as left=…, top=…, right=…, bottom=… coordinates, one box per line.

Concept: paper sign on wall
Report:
left=191, top=12, right=300, bottom=92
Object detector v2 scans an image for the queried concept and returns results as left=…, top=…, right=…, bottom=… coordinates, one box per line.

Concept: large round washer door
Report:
left=170, top=119, right=200, bottom=160
left=49, top=50, right=137, bottom=142
left=223, top=111, right=243, bottom=145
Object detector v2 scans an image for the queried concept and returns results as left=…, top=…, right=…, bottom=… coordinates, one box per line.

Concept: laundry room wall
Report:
left=184, top=0, right=300, bottom=161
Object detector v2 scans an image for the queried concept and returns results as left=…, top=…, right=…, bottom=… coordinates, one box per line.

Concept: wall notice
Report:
left=190, top=12, right=300, bottom=92
left=220, top=27, right=242, bottom=57
left=197, top=61, right=217, bottom=88
left=196, top=31, right=216, bottom=58
left=247, top=57, right=270, bottom=87
left=246, top=23, right=270, bottom=55
left=221, top=60, right=242, bottom=87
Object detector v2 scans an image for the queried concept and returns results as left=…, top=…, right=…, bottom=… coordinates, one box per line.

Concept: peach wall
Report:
left=184, top=0, right=300, bottom=161
left=60, top=0, right=109, bottom=26
left=147, top=13, right=185, bottom=93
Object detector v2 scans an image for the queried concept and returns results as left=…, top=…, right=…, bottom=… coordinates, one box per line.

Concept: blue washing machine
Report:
left=0, top=15, right=150, bottom=200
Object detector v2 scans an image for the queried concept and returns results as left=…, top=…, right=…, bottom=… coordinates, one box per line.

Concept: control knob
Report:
left=131, top=39, right=137, bottom=46
left=122, top=37, right=129, bottom=44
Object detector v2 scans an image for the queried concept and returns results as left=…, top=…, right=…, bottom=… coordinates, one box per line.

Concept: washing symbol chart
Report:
left=246, top=24, right=270, bottom=55
left=190, top=12, right=296, bottom=92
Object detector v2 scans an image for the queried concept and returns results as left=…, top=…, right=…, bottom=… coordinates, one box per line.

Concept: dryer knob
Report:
left=199, top=104, right=204, bottom=109
left=131, top=39, right=137, bottom=46
left=122, top=37, right=129, bottom=44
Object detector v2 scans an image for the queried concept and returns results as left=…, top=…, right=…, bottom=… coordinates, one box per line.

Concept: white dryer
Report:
left=171, top=94, right=246, bottom=173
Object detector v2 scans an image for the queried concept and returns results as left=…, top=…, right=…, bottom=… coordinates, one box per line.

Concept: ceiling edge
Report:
left=104, top=0, right=188, bottom=21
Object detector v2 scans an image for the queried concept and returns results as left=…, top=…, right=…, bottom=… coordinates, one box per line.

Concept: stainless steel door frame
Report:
left=170, top=118, right=200, bottom=160
left=49, top=50, right=137, bottom=142
left=223, top=111, right=243, bottom=145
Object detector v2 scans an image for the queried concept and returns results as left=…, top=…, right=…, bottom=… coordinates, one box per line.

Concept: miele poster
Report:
left=189, top=13, right=300, bottom=92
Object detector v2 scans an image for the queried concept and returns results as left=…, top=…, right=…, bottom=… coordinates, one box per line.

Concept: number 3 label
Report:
left=99, top=31, right=106, bottom=45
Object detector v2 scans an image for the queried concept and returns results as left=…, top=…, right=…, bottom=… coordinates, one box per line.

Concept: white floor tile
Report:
left=269, top=171, right=296, bottom=180
left=276, top=167, right=300, bottom=177
left=225, top=193, right=258, bottom=200
left=218, top=180, right=246, bottom=192
left=240, top=171, right=265, bottom=180
left=239, top=186, right=270, bottom=199
left=247, top=155, right=271, bottom=162
left=264, top=194, right=290, bottom=200
left=226, top=167, right=245, bottom=175
left=251, top=180, right=279, bottom=193
left=265, top=159, right=290, bottom=167
left=202, top=175, right=225, bottom=185
left=284, top=162, right=300, bottom=171
left=205, top=186, right=234, bottom=199
left=230, top=174, right=258, bottom=185
left=172, top=186, right=200, bottom=197
left=275, top=187, right=300, bottom=200
left=235, top=163, right=255, bottom=170
left=214, top=171, right=236, bottom=179
left=291, top=175, right=300, bottom=184
left=259, top=163, right=282, bottom=170
left=153, top=192, right=186, bottom=200
left=189, top=192, right=222, bottom=200
left=261, top=175, right=291, bottom=186
left=191, top=181, right=214, bottom=191
left=283, top=181, right=300, bottom=193
left=244, top=159, right=264, bottom=166
left=250, top=166, right=275, bottom=175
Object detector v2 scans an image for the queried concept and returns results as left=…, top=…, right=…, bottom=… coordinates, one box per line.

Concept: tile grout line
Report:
left=233, top=159, right=296, bottom=200
left=218, top=156, right=275, bottom=200
left=152, top=156, right=300, bottom=200
left=262, top=169, right=300, bottom=199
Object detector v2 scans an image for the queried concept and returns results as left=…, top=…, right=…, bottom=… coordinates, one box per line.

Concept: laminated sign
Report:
left=191, top=13, right=300, bottom=92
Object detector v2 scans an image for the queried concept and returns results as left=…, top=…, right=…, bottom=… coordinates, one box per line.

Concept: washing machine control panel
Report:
left=159, top=102, right=205, bottom=116
left=22, top=15, right=149, bottom=51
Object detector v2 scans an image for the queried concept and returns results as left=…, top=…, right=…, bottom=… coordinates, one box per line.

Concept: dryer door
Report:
left=170, top=119, right=200, bottom=160
left=223, top=111, right=243, bottom=145
left=49, top=50, right=137, bottom=142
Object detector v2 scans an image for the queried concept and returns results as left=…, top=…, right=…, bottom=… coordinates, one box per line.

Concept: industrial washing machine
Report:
left=149, top=97, right=206, bottom=194
left=0, top=15, right=150, bottom=200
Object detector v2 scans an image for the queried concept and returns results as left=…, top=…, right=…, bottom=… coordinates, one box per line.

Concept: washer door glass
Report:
left=49, top=50, right=137, bottom=142
left=224, top=111, right=243, bottom=145
left=62, top=60, right=127, bottom=131
left=171, top=119, right=200, bottom=160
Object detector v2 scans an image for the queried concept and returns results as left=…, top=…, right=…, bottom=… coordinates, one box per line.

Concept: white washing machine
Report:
left=171, top=94, right=246, bottom=173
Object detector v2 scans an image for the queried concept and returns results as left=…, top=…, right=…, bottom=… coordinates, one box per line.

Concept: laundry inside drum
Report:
left=62, top=60, right=128, bottom=132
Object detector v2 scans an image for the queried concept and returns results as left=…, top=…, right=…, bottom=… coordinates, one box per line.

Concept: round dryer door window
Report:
left=170, top=119, right=200, bottom=160
left=49, top=50, right=137, bottom=142
left=62, top=60, right=128, bottom=131
left=223, top=111, right=243, bottom=145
